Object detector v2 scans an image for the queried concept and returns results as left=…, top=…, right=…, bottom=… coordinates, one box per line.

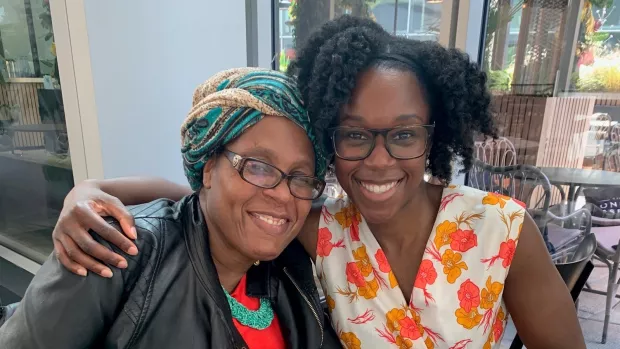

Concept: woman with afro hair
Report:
left=46, top=15, right=584, bottom=349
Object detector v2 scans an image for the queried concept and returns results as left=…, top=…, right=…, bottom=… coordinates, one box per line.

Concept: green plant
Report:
left=487, top=69, right=512, bottom=92
left=279, top=50, right=290, bottom=72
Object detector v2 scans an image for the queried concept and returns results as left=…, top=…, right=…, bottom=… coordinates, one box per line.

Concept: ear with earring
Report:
left=254, top=260, right=260, bottom=266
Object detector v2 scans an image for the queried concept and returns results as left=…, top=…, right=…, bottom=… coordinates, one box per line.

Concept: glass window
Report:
left=0, top=0, right=73, bottom=263
left=479, top=0, right=620, bottom=212
left=274, top=0, right=451, bottom=72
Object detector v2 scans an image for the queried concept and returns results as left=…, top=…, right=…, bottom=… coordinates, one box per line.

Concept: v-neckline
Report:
left=356, top=185, right=450, bottom=306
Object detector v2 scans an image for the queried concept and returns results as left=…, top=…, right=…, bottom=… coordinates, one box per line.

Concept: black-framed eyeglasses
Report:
left=223, top=150, right=325, bottom=200
left=329, top=124, right=434, bottom=161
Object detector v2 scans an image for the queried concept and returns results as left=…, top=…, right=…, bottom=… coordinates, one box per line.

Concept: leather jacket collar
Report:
left=178, top=194, right=325, bottom=348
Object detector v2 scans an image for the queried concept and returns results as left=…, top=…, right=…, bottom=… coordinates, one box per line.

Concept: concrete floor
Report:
left=500, top=265, right=620, bottom=348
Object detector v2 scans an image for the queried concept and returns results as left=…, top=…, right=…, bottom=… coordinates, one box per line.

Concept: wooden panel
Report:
left=491, top=95, right=596, bottom=206
left=491, top=95, right=547, bottom=166
left=536, top=96, right=596, bottom=205
left=0, top=82, right=45, bottom=149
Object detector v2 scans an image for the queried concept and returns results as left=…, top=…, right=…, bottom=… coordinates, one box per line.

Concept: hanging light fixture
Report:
left=426, top=0, right=443, bottom=3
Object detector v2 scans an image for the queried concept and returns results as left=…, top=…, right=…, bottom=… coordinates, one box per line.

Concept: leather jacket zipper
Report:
left=283, top=267, right=324, bottom=347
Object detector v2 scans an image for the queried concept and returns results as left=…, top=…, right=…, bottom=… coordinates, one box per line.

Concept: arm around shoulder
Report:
left=0, top=221, right=152, bottom=349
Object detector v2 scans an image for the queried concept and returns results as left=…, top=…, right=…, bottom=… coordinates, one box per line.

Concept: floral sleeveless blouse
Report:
left=316, top=185, right=526, bottom=349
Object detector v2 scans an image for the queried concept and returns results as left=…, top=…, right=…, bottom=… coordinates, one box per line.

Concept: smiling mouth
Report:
left=250, top=213, right=288, bottom=226
left=357, top=179, right=403, bottom=194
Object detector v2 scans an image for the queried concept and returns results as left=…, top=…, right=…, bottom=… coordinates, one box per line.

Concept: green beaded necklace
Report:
left=222, top=287, right=274, bottom=330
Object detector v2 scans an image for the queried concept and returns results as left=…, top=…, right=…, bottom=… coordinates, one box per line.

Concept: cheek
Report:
left=211, top=174, right=256, bottom=219
left=333, top=158, right=357, bottom=186
left=403, top=157, right=427, bottom=181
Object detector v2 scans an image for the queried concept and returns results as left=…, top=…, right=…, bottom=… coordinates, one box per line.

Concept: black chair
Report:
left=509, top=233, right=597, bottom=349
left=468, top=159, right=591, bottom=257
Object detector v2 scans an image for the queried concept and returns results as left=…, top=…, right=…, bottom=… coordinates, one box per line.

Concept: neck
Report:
left=368, top=182, right=442, bottom=251
left=199, top=190, right=254, bottom=293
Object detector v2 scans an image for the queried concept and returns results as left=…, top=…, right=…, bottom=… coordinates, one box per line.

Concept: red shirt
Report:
left=230, top=275, right=286, bottom=349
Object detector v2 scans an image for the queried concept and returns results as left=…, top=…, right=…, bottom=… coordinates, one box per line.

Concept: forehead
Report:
left=229, top=115, right=314, bottom=168
left=342, top=67, right=430, bottom=126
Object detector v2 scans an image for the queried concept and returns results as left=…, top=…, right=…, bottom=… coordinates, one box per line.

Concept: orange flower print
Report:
left=457, top=279, right=481, bottom=312
left=335, top=203, right=362, bottom=241
left=375, top=249, right=391, bottom=273
left=353, top=245, right=373, bottom=277
left=398, top=316, right=424, bottom=340
left=480, top=276, right=504, bottom=310
left=345, top=262, right=366, bottom=287
left=318, top=226, right=332, bottom=242
left=482, top=192, right=510, bottom=208
left=376, top=249, right=399, bottom=288
left=326, top=295, right=336, bottom=312
left=425, top=337, right=435, bottom=349
left=450, top=229, right=478, bottom=253
left=414, top=259, right=438, bottom=289
left=496, top=306, right=506, bottom=321
left=340, top=332, right=361, bottom=349
left=499, top=239, right=517, bottom=268
left=434, top=220, right=457, bottom=248
left=483, top=333, right=493, bottom=349
left=395, top=335, right=413, bottom=349
left=441, top=249, right=468, bottom=284
left=317, top=227, right=344, bottom=257
left=455, top=307, right=483, bottom=329
left=358, top=278, right=379, bottom=299
left=386, top=308, right=406, bottom=332
left=493, top=315, right=505, bottom=342
left=317, top=237, right=334, bottom=258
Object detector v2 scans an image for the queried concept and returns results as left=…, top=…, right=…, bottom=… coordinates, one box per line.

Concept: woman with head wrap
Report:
left=0, top=68, right=340, bottom=349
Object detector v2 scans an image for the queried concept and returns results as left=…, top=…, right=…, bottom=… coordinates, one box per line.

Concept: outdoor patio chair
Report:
left=468, top=160, right=591, bottom=257
left=474, top=136, right=517, bottom=167
left=509, top=233, right=597, bottom=349
left=579, top=202, right=620, bottom=344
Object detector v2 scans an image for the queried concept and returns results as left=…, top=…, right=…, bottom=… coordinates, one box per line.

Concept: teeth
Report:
left=253, top=213, right=286, bottom=226
left=360, top=181, right=398, bottom=194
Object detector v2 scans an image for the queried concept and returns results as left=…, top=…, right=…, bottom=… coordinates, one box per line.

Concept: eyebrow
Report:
left=341, top=113, right=425, bottom=124
left=243, top=146, right=313, bottom=174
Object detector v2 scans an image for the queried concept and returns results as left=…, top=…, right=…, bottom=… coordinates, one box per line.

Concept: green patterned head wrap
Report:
left=181, top=68, right=327, bottom=191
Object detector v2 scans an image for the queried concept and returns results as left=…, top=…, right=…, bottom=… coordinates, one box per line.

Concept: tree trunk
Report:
left=295, top=0, right=331, bottom=48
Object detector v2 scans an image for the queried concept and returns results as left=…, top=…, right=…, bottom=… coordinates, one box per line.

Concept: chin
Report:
left=249, top=243, right=288, bottom=262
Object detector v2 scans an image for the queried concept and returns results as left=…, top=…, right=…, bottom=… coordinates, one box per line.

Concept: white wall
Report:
left=81, top=0, right=247, bottom=183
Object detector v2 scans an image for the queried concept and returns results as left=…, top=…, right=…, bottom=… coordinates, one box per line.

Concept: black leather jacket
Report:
left=0, top=194, right=340, bottom=349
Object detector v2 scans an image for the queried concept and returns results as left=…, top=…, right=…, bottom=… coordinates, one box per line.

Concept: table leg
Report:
left=567, top=184, right=577, bottom=213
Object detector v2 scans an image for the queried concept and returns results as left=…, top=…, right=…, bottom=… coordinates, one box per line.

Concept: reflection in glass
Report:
left=479, top=0, right=620, bottom=208
left=275, top=0, right=444, bottom=72
left=0, top=0, right=73, bottom=263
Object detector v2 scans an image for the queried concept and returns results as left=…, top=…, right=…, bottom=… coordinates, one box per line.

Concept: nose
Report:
left=364, top=136, right=397, bottom=169
left=262, top=179, right=294, bottom=204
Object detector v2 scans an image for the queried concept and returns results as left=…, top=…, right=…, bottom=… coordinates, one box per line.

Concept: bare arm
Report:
left=52, top=177, right=191, bottom=277
left=504, top=214, right=586, bottom=349
left=96, top=177, right=192, bottom=205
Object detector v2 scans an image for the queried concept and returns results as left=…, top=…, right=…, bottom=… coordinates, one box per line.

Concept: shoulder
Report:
left=448, top=185, right=526, bottom=211
left=118, top=198, right=183, bottom=244
left=441, top=185, right=526, bottom=250
left=100, top=198, right=186, bottom=282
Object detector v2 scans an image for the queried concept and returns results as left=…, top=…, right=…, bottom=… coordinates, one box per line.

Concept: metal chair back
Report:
left=474, top=136, right=517, bottom=167
left=468, top=159, right=551, bottom=221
